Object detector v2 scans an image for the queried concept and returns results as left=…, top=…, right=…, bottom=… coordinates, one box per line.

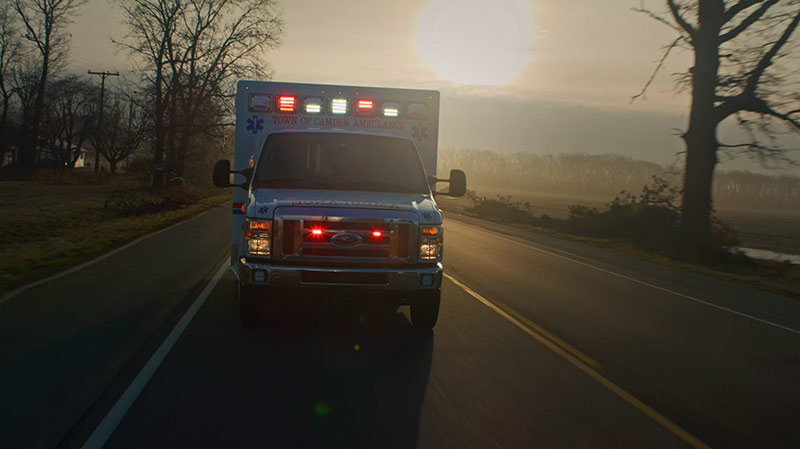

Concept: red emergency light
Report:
left=371, top=230, right=382, bottom=238
left=356, top=99, right=376, bottom=116
left=277, top=95, right=296, bottom=112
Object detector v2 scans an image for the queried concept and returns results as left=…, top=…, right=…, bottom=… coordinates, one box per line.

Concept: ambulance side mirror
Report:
left=213, top=160, right=232, bottom=187
left=213, top=160, right=253, bottom=189
left=430, top=169, right=466, bottom=197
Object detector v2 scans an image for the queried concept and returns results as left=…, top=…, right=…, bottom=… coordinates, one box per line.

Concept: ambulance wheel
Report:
left=410, top=290, right=440, bottom=329
left=239, top=283, right=264, bottom=327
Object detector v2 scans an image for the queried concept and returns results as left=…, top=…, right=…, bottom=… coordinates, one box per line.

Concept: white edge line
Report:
left=453, top=219, right=800, bottom=336
left=81, top=261, right=228, bottom=449
left=0, top=202, right=225, bottom=305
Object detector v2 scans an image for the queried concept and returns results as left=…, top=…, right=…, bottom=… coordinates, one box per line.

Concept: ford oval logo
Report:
left=331, top=233, right=363, bottom=247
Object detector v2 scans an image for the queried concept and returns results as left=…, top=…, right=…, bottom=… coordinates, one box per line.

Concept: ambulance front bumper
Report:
left=239, top=258, right=443, bottom=291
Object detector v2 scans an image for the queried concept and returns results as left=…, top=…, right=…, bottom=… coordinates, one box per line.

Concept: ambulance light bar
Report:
left=382, top=101, right=400, bottom=118
left=277, top=95, right=296, bottom=113
left=330, top=98, right=348, bottom=115
left=356, top=99, right=375, bottom=116
left=246, top=93, right=427, bottom=120
left=407, top=102, right=428, bottom=120
left=248, top=94, right=272, bottom=112
left=304, top=97, right=323, bottom=114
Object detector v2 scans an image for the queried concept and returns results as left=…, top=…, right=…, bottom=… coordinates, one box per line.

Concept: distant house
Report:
left=73, top=148, right=91, bottom=168
left=3, top=144, right=116, bottom=172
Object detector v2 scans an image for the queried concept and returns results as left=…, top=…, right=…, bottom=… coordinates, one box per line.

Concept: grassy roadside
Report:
left=437, top=194, right=800, bottom=300
left=0, top=181, right=230, bottom=295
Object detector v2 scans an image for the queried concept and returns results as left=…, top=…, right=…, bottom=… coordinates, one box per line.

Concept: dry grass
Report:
left=0, top=180, right=230, bottom=294
left=443, top=185, right=800, bottom=255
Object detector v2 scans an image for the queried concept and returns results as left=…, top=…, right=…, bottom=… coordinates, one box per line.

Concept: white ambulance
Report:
left=213, top=80, right=466, bottom=329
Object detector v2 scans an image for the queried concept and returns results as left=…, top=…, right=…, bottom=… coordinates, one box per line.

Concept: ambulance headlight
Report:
left=247, top=238, right=271, bottom=255
left=245, top=219, right=271, bottom=256
left=419, top=225, right=443, bottom=261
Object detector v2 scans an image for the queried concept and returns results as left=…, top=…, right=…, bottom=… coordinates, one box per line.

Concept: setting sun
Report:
left=416, top=0, right=534, bottom=85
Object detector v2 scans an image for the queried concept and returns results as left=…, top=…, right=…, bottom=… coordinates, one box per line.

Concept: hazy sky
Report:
left=67, top=0, right=799, bottom=174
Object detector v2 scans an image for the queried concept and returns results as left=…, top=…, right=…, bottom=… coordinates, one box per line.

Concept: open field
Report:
left=437, top=184, right=800, bottom=298
left=716, top=208, right=800, bottom=256
left=441, top=184, right=800, bottom=256
left=0, top=180, right=230, bottom=295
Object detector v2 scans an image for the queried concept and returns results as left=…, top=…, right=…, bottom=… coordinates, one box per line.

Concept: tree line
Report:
left=0, top=0, right=283, bottom=188
left=439, top=147, right=800, bottom=211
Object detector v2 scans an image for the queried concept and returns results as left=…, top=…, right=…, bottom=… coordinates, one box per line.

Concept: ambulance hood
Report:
left=248, top=188, right=443, bottom=225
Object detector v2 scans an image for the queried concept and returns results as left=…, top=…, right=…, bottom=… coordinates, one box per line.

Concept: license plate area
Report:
left=300, top=271, right=389, bottom=285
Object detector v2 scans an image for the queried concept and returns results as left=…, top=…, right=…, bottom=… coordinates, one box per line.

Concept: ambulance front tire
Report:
left=410, top=289, right=440, bottom=330
left=239, top=282, right=265, bottom=327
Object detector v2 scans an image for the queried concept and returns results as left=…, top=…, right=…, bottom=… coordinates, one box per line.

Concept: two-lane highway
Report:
left=83, top=213, right=800, bottom=448
left=99, top=270, right=691, bottom=449
left=4, top=207, right=800, bottom=448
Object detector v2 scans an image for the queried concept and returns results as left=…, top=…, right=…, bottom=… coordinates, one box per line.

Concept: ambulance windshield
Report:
left=253, top=132, right=430, bottom=194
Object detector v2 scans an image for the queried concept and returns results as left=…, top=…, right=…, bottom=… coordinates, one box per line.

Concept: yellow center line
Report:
left=443, top=272, right=712, bottom=449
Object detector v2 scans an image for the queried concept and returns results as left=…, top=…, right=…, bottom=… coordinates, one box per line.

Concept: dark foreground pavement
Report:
left=104, top=273, right=690, bottom=449
left=0, top=204, right=230, bottom=449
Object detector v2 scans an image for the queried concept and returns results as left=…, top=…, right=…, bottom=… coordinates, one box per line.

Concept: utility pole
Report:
left=88, top=70, right=119, bottom=173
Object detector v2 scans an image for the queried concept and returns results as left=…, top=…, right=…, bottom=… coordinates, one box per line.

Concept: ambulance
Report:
left=213, top=81, right=466, bottom=329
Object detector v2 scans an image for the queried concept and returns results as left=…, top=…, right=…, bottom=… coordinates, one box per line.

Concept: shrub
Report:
left=467, top=194, right=535, bottom=224
left=560, top=176, right=682, bottom=251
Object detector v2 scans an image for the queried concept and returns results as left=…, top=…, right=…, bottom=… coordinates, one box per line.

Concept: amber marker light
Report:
left=421, top=226, right=440, bottom=235
left=249, top=220, right=271, bottom=231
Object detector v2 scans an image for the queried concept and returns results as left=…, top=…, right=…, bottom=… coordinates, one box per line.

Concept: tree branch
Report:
left=724, top=0, right=764, bottom=22
left=720, top=0, right=778, bottom=42
left=667, top=0, right=696, bottom=37
left=741, top=97, right=800, bottom=129
left=631, top=36, right=683, bottom=103
left=744, top=9, right=800, bottom=95
left=632, top=7, right=683, bottom=34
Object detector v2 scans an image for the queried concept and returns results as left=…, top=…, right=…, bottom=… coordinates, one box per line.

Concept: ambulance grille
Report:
left=274, top=208, right=417, bottom=264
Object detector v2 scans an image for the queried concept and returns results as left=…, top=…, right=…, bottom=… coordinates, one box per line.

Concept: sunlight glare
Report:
left=416, top=0, right=534, bottom=85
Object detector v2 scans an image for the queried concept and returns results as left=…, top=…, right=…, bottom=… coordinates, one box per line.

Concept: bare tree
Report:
left=40, top=74, right=93, bottom=180
left=0, top=2, right=23, bottom=164
left=116, top=0, right=182, bottom=189
left=116, top=0, right=282, bottom=189
left=635, top=0, right=800, bottom=247
left=13, top=0, right=87, bottom=169
left=171, top=0, right=282, bottom=178
left=91, top=92, right=146, bottom=174
left=10, top=59, right=42, bottom=161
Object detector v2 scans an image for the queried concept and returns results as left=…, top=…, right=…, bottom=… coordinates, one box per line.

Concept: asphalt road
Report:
left=2, top=207, right=800, bottom=448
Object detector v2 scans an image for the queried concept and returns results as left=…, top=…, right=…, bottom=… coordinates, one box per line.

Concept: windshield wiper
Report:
left=332, top=181, right=417, bottom=193
left=254, top=178, right=330, bottom=189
